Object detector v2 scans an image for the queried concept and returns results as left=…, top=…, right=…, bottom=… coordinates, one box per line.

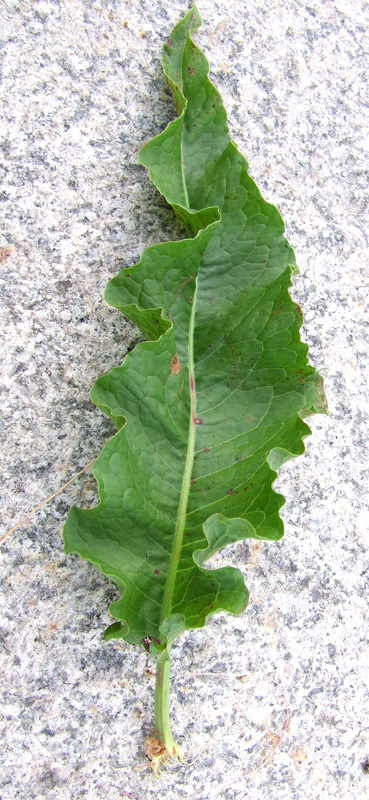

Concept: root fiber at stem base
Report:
left=144, top=736, right=184, bottom=774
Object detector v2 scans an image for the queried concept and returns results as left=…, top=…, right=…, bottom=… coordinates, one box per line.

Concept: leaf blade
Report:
left=63, top=5, right=327, bottom=647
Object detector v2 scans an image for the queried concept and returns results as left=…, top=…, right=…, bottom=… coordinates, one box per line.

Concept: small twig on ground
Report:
left=0, top=459, right=96, bottom=544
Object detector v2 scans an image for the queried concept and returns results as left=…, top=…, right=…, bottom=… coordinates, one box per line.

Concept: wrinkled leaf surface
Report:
left=64, top=5, right=326, bottom=648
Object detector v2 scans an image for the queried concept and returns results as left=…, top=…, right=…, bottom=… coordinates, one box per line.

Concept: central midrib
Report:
left=158, top=41, right=197, bottom=626
left=179, top=40, right=190, bottom=210
left=180, top=131, right=190, bottom=209
left=159, top=277, right=198, bottom=624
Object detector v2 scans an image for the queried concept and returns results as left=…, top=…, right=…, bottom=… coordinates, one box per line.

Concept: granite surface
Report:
left=1, top=0, right=368, bottom=798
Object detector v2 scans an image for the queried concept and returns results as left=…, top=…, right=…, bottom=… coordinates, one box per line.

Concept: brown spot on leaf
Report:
left=170, top=354, right=181, bottom=375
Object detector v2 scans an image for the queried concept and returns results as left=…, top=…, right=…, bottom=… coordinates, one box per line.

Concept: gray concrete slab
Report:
left=1, top=1, right=368, bottom=798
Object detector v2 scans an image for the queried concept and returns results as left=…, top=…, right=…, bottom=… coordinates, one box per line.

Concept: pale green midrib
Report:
left=180, top=130, right=190, bottom=209
left=159, top=281, right=198, bottom=625
left=158, top=31, right=224, bottom=625
left=179, top=42, right=190, bottom=209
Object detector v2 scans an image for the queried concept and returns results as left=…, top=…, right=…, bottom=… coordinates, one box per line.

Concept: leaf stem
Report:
left=152, top=649, right=183, bottom=769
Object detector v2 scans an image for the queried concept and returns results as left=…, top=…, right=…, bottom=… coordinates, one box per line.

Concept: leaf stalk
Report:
left=148, top=648, right=183, bottom=772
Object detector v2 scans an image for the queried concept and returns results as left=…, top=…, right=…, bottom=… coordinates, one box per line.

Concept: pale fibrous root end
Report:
left=144, top=736, right=184, bottom=775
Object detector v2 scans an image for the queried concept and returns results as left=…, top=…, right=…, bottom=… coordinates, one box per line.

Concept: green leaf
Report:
left=63, top=4, right=327, bottom=762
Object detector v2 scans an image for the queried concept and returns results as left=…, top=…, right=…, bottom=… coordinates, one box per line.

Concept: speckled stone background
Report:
left=1, top=0, right=368, bottom=798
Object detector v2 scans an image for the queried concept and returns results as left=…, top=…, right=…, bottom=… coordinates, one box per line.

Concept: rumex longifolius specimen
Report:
left=64, top=4, right=327, bottom=770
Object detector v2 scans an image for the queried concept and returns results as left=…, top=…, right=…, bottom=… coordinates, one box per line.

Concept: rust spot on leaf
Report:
left=170, top=354, right=181, bottom=375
